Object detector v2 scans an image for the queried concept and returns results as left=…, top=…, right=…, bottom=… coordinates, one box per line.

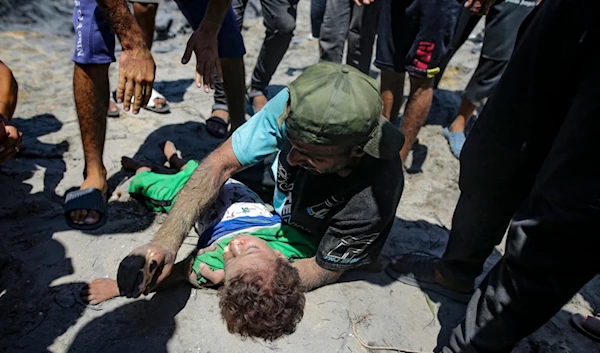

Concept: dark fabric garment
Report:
left=212, top=0, right=298, bottom=111
left=462, top=56, right=507, bottom=107
left=274, top=141, right=404, bottom=271
left=249, top=0, right=299, bottom=92
left=311, top=0, right=327, bottom=38
left=438, top=0, right=600, bottom=351
left=435, top=0, right=535, bottom=88
left=374, top=0, right=461, bottom=77
left=319, top=0, right=380, bottom=74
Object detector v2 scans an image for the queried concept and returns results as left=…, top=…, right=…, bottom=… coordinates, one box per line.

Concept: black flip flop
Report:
left=385, top=252, right=474, bottom=303
left=64, top=188, right=108, bottom=230
left=205, top=116, right=229, bottom=139
left=572, top=314, right=600, bottom=342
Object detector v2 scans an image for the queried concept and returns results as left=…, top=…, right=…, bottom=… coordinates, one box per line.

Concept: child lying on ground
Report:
left=82, top=141, right=318, bottom=341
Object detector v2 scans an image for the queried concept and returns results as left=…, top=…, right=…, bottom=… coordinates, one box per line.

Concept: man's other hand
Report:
left=116, top=47, right=156, bottom=114
left=117, top=242, right=175, bottom=297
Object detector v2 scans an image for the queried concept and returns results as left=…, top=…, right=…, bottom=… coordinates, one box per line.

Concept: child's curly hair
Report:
left=218, top=257, right=305, bottom=341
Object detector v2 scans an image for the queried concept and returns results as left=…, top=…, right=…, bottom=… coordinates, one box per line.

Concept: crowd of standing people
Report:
left=1, top=0, right=599, bottom=351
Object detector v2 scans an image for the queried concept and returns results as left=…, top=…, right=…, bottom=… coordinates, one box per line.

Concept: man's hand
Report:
left=117, top=242, right=175, bottom=297
left=353, top=0, right=374, bottom=6
left=181, top=24, right=222, bottom=93
left=116, top=47, right=156, bottom=114
left=0, top=122, right=22, bottom=163
left=464, top=0, right=496, bottom=15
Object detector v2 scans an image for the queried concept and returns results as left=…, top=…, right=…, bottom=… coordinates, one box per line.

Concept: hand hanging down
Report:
left=181, top=21, right=223, bottom=93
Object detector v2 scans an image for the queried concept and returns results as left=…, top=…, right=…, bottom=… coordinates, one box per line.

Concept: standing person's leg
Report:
left=386, top=0, right=587, bottom=299
left=310, top=0, right=327, bottom=39
left=375, top=0, right=415, bottom=127
left=130, top=0, right=169, bottom=113
left=132, top=1, right=159, bottom=50
left=442, top=57, right=506, bottom=158
left=397, top=0, right=461, bottom=164
left=443, top=0, right=535, bottom=158
left=175, top=0, right=247, bottom=137
left=66, top=0, right=116, bottom=229
left=211, top=0, right=247, bottom=133
left=319, top=0, right=352, bottom=65
left=434, top=6, right=480, bottom=87
left=346, top=0, right=381, bottom=74
left=250, top=0, right=299, bottom=112
left=444, top=55, right=600, bottom=351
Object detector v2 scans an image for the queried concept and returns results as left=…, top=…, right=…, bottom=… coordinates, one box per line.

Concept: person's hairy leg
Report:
left=449, top=97, right=477, bottom=133
left=220, top=57, right=246, bottom=133
left=380, top=70, right=405, bottom=126
left=132, top=2, right=158, bottom=49
left=398, top=75, right=434, bottom=164
left=70, top=63, right=110, bottom=226
left=291, top=257, right=343, bottom=291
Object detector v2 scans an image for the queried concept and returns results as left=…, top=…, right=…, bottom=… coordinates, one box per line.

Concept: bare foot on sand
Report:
left=82, top=278, right=120, bottom=305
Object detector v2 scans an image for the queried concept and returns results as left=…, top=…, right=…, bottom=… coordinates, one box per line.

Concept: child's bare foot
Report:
left=161, top=140, right=178, bottom=160
left=81, top=278, right=121, bottom=305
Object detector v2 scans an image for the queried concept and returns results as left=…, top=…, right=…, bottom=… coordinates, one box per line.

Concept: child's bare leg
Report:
left=161, top=140, right=189, bottom=171
left=121, top=156, right=152, bottom=174
left=82, top=259, right=191, bottom=305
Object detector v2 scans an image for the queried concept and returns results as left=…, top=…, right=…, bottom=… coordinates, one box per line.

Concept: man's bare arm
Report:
left=96, top=0, right=155, bottom=113
left=117, top=139, right=244, bottom=298
left=96, top=0, right=146, bottom=50
left=153, top=139, right=243, bottom=254
left=181, top=0, right=233, bottom=90
left=292, top=257, right=344, bottom=291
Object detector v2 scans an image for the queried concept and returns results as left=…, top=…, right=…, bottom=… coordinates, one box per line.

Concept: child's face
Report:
left=223, top=234, right=285, bottom=282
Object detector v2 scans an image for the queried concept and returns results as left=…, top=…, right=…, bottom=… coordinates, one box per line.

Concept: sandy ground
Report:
left=1, top=1, right=599, bottom=352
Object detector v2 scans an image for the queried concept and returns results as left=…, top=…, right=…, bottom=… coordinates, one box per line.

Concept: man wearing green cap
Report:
left=115, top=62, right=405, bottom=296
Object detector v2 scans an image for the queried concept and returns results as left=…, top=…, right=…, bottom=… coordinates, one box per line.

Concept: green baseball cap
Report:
left=284, top=62, right=404, bottom=160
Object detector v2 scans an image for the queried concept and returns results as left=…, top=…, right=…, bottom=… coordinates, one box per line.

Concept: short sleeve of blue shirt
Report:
left=231, top=88, right=289, bottom=167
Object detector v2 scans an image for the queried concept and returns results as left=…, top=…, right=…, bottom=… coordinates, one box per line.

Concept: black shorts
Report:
left=375, top=0, right=461, bottom=78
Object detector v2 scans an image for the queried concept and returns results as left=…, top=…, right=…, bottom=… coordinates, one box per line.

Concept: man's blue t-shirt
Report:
left=231, top=89, right=404, bottom=270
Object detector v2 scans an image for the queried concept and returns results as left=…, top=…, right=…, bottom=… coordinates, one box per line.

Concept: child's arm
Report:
left=192, top=262, right=225, bottom=287
left=186, top=244, right=225, bottom=287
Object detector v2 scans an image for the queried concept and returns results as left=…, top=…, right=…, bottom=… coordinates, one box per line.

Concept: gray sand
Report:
left=1, top=1, right=599, bottom=352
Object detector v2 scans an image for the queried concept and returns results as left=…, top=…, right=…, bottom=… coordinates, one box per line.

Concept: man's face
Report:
left=223, top=234, right=285, bottom=283
left=285, top=134, right=365, bottom=177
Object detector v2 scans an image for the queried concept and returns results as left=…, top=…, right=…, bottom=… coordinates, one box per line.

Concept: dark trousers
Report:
left=318, top=0, right=381, bottom=74
left=310, top=0, right=327, bottom=38
left=213, top=0, right=298, bottom=113
left=435, top=1, right=533, bottom=106
left=439, top=0, right=600, bottom=351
